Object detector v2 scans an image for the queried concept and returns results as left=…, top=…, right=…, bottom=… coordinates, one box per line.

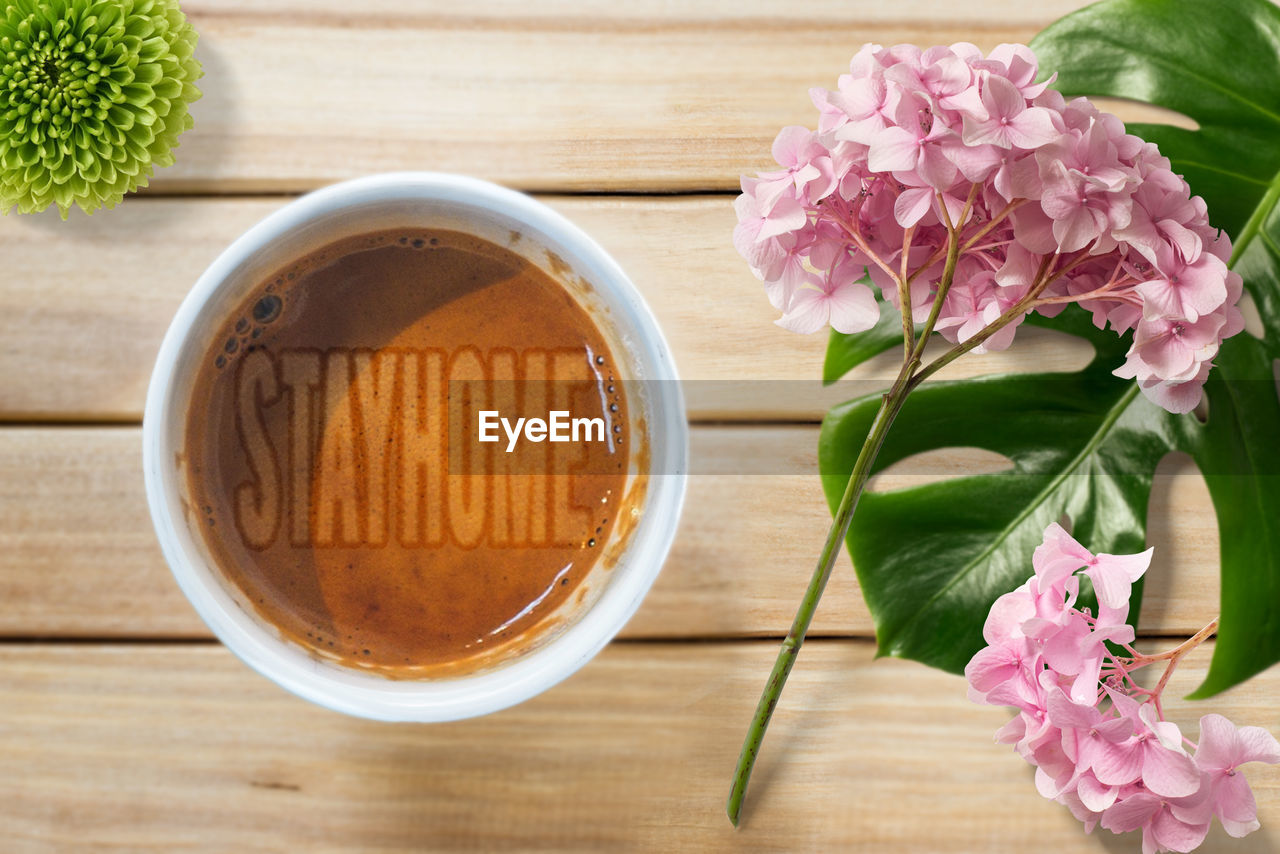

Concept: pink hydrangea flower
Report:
left=1194, top=714, right=1280, bottom=838
left=775, top=257, right=879, bottom=335
left=735, top=42, right=1243, bottom=414
left=967, top=524, right=1280, bottom=853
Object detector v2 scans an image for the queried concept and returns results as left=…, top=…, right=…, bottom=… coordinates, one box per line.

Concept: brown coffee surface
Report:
left=184, top=228, right=630, bottom=676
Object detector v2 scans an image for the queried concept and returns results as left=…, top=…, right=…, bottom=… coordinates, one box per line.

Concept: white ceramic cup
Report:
left=142, top=173, right=687, bottom=721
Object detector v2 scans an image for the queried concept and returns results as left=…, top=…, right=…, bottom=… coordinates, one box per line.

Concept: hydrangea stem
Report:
left=898, top=225, right=917, bottom=360
left=1132, top=618, right=1219, bottom=720
left=726, top=355, right=916, bottom=826
left=1130, top=618, right=1220, bottom=666
left=727, top=218, right=1072, bottom=826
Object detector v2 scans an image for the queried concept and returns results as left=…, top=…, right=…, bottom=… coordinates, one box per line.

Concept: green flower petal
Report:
left=105, top=102, right=132, bottom=130
left=0, top=0, right=201, bottom=216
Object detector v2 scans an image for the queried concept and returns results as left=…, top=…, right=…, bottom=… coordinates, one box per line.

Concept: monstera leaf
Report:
left=819, top=0, right=1280, bottom=697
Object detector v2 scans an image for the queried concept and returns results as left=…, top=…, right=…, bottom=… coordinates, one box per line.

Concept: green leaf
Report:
left=1036, top=0, right=1280, bottom=697
left=818, top=0, right=1280, bottom=694
left=1184, top=220, right=1280, bottom=697
left=820, top=323, right=1170, bottom=671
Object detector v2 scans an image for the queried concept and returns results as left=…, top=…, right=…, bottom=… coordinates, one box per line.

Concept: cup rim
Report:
left=142, top=172, right=688, bottom=721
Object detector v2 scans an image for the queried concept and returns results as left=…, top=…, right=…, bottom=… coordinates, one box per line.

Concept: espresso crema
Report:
left=183, top=228, right=631, bottom=676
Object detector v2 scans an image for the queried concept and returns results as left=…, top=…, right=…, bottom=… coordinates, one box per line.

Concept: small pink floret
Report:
left=967, top=524, right=1280, bottom=852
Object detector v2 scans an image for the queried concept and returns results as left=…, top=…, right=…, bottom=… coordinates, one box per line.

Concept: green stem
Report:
left=726, top=211, right=973, bottom=826
left=909, top=211, right=964, bottom=365
left=898, top=226, right=916, bottom=360
left=724, top=182, right=1117, bottom=825
left=725, top=355, right=916, bottom=826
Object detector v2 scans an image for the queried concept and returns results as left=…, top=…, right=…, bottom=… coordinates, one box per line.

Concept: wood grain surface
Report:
left=3, top=1, right=1277, bottom=851
left=0, top=426, right=1221, bottom=640
left=143, top=0, right=1177, bottom=194
left=3, top=641, right=1276, bottom=853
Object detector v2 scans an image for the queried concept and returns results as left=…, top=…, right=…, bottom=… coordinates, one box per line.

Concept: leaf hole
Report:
left=1144, top=453, right=1217, bottom=633
left=1057, top=513, right=1073, bottom=535
left=1091, top=98, right=1200, bottom=132
left=867, top=447, right=1013, bottom=492
left=1238, top=291, right=1265, bottom=340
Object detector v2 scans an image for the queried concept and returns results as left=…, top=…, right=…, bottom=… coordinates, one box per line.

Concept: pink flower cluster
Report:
left=733, top=43, right=1244, bottom=413
left=967, top=524, right=1280, bottom=853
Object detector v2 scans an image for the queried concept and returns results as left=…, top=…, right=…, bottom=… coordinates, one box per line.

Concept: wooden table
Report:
left=3, top=1, right=1276, bottom=851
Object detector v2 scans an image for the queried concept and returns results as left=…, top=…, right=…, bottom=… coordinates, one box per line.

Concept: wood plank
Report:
left=157, top=0, right=1059, bottom=193
left=1, top=640, right=1276, bottom=852
left=105, top=0, right=1203, bottom=192
left=181, top=0, right=1102, bottom=24
left=0, top=196, right=1092, bottom=420
left=0, top=426, right=1221, bottom=640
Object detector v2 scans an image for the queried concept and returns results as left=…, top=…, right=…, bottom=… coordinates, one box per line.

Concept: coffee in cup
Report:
left=184, top=226, right=634, bottom=676
left=144, top=173, right=687, bottom=720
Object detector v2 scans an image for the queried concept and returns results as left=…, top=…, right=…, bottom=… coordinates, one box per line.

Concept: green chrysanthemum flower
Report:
left=0, top=0, right=202, bottom=217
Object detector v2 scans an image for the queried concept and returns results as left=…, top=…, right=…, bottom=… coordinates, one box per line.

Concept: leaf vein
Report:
left=884, top=384, right=1141, bottom=650
left=1172, top=161, right=1271, bottom=188
left=1073, top=32, right=1280, bottom=127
